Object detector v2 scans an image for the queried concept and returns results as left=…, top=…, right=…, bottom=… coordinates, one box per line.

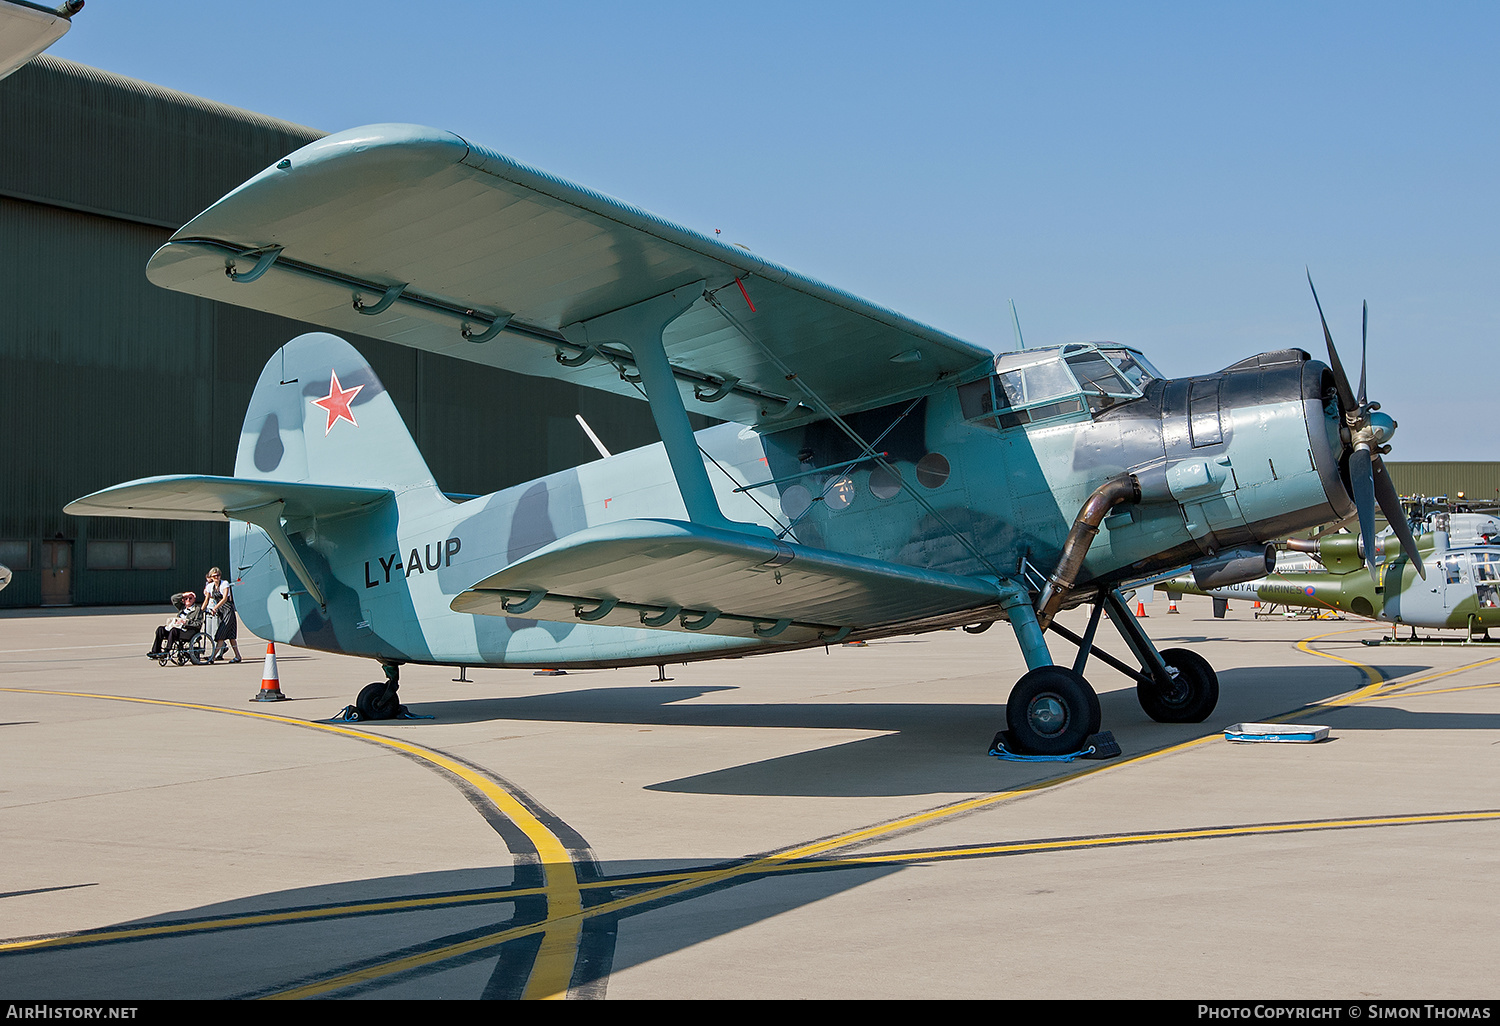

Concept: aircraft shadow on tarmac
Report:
left=0, top=861, right=897, bottom=1000
left=390, top=662, right=1444, bottom=798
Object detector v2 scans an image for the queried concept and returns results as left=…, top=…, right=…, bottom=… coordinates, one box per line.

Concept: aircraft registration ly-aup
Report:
left=366, top=538, right=464, bottom=588
left=65, top=123, right=1427, bottom=755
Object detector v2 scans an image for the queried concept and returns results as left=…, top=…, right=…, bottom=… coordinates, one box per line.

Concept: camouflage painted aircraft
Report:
left=1161, top=514, right=1500, bottom=634
left=64, top=124, right=1425, bottom=754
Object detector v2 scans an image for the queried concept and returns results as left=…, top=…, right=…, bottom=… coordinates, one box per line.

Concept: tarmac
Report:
left=1, top=596, right=1497, bottom=1000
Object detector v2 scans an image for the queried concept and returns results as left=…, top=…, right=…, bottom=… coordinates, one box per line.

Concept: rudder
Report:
left=236, top=332, right=440, bottom=497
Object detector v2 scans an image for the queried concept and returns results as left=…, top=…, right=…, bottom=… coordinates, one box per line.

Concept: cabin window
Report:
left=869, top=465, right=903, bottom=499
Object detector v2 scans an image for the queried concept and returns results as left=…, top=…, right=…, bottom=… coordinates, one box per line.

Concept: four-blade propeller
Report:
left=1307, top=271, right=1426, bottom=581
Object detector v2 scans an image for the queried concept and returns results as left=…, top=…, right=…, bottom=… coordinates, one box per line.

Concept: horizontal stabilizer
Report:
left=64, top=475, right=391, bottom=522
left=452, top=518, right=1006, bottom=644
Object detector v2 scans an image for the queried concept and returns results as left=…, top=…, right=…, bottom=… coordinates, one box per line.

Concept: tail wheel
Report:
left=1006, top=666, right=1100, bottom=755
left=1137, top=648, right=1219, bottom=723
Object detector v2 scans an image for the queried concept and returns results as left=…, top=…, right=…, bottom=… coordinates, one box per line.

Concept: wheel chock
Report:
left=988, top=730, right=1119, bottom=762
left=251, top=642, right=288, bottom=702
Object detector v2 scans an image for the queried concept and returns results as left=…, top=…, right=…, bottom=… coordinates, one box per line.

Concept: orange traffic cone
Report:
left=1136, top=601, right=1148, bottom=617
left=1167, top=600, right=1179, bottom=614
left=251, top=642, right=287, bottom=702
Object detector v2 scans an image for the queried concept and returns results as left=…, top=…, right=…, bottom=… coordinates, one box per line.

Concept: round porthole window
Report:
left=825, top=476, right=856, bottom=511
left=869, top=464, right=903, bottom=499
left=915, top=452, right=950, bottom=489
left=780, top=484, right=813, bottom=520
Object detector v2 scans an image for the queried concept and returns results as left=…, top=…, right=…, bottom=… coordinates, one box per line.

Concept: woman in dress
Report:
left=204, top=567, right=242, bottom=663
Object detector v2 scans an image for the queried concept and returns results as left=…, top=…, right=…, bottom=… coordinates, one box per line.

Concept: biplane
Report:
left=65, top=124, right=1421, bottom=754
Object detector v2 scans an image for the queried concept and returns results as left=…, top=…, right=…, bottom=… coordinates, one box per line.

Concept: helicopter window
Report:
left=1473, top=553, right=1500, bottom=582
left=1479, top=585, right=1500, bottom=609
left=1445, top=560, right=1463, bottom=585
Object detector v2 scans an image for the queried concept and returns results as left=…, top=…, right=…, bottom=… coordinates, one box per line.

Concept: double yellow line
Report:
left=0, top=688, right=581, bottom=1000
left=8, top=630, right=1500, bottom=998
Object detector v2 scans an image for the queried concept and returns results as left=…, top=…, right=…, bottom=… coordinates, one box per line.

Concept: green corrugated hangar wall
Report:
left=0, top=57, right=678, bottom=608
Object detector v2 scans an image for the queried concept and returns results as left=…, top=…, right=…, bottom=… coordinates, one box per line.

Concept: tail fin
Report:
left=237, top=332, right=439, bottom=496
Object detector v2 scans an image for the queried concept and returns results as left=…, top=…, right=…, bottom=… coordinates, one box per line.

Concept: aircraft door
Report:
left=40, top=539, right=72, bottom=606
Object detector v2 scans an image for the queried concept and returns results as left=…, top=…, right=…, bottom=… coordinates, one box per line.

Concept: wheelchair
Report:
left=158, top=626, right=210, bottom=666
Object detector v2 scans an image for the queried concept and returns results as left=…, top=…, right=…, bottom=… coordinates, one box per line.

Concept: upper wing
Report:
left=451, top=518, right=1005, bottom=645
left=145, top=124, right=992, bottom=427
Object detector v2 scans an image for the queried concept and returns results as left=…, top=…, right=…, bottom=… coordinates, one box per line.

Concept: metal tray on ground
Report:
left=1223, top=722, right=1330, bottom=743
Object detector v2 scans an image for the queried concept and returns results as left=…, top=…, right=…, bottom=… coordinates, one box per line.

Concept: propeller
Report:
left=1307, top=272, right=1425, bottom=581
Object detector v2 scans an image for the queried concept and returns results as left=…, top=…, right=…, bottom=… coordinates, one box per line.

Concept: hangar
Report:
left=0, top=56, right=685, bottom=609
left=0, top=57, right=1485, bottom=610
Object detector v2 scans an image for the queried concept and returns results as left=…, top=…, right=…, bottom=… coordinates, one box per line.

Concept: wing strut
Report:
left=702, top=289, right=1002, bottom=577
left=230, top=501, right=327, bottom=609
left=562, top=282, right=767, bottom=536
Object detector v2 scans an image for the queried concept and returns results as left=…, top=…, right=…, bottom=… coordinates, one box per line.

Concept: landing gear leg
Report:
left=355, top=662, right=405, bottom=720
left=995, top=582, right=1100, bottom=755
left=1101, top=590, right=1219, bottom=723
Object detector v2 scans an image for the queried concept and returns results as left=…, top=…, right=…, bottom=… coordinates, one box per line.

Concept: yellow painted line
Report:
left=25, top=634, right=1500, bottom=997
left=0, top=687, right=582, bottom=999
left=1381, top=680, right=1500, bottom=700
left=1371, top=657, right=1500, bottom=695
left=804, top=809, right=1500, bottom=867
left=262, top=729, right=1239, bottom=998
left=1295, top=626, right=1385, bottom=703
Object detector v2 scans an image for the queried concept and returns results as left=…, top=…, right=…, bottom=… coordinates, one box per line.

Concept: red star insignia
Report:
left=310, top=369, right=363, bottom=435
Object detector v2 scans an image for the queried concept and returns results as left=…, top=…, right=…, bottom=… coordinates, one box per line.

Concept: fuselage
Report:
left=236, top=341, right=1356, bottom=667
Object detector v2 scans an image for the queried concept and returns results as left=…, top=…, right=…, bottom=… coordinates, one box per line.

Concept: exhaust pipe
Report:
left=1035, top=475, right=1141, bottom=629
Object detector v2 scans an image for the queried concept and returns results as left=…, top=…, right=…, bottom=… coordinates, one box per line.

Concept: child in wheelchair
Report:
left=146, top=590, right=208, bottom=665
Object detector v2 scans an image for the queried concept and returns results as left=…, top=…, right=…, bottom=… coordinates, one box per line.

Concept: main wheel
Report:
left=1005, top=666, right=1101, bottom=755
left=355, top=681, right=400, bottom=720
left=1137, top=648, right=1219, bottom=723
left=187, top=633, right=209, bottom=665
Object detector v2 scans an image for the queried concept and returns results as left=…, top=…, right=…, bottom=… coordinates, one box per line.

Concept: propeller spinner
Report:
left=1307, top=272, right=1426, bottom=581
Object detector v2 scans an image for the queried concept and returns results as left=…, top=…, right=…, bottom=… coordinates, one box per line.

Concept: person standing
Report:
left=204, top=567, right=242, bottom=663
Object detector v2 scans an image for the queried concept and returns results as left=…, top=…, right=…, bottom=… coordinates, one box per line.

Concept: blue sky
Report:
left=45, top=2, right=1500, bottom=460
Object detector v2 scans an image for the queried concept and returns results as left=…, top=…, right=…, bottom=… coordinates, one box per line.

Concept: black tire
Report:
left=170, top=646, right=190, bottom=666
left=1005, top=666, right=1100, bottom=755
left=1137, top=648, right=1219, bottom=723
left=356, top=681, right=400, bottom=720
left=187, top=634, right=209, bottom=665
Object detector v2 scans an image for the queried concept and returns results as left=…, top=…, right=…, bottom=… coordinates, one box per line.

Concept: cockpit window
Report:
left=997, top=358, right=1075, bottom=408
left=1100, top=348, right=1160, bottom=388
left=961, top=344, right=1151, bottom=432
